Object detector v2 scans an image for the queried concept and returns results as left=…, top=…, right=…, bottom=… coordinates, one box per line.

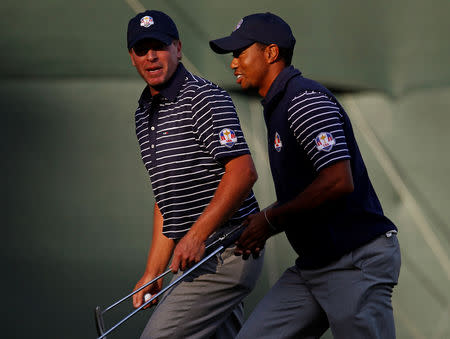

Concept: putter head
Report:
left=94, top=306, right=107, bottom=339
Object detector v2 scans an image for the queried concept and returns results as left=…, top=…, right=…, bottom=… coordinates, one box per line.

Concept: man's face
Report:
left=230, top=43, right=268, bottom=93
left=129, top=39, right=181, bottom=91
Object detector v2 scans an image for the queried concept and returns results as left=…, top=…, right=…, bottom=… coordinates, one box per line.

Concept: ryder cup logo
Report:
left=140, top=16, right=154, bottom=28
left=315, top=132, right=336, bottom=152
left=219, top=128, right=237, bottom=148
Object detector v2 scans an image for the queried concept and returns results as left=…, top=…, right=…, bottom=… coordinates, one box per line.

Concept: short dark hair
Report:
left=278, top=46, right=294, bottom=66
left=257, top=43, right=293, bottom=66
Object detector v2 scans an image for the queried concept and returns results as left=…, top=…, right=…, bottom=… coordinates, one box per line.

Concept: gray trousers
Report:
left=236, top=233, right=401, bottom=339
left=140, top=245, right=264, bottom=339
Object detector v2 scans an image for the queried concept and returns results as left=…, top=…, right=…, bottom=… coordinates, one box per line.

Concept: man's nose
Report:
left=230, top=57, right=238, bottom=69
left=146, top=49, right=157, bottom=61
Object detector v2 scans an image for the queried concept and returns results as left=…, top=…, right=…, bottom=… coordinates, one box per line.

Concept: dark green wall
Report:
left=2, top=1, right=450, bottom=338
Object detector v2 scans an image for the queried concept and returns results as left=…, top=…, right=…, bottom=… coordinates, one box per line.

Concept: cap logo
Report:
left=140, top=16, right=154, bottom=28
left=233, top=18, right=243, bottom=32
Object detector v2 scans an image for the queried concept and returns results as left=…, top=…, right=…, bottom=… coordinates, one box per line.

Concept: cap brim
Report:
left=209, top=35, right=254, bottom=54
left=128, top=31, right=174, bottom=50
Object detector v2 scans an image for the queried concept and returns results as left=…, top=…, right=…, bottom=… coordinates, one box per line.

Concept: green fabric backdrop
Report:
left=2, top=1, right=449, bottom=338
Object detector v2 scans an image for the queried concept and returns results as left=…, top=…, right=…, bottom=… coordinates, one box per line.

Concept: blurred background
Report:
left=2, top=0, right=449, bottom=338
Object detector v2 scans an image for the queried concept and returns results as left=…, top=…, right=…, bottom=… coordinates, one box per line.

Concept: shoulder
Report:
left=180, top=74, right=234, bottom=116
left=182, top=72, right=232, bottom=99
left=287, top=91, right=342, bottom=135
left=288, top=91, right=338, bottom=115
left=290, top=90, right=336, bottom=104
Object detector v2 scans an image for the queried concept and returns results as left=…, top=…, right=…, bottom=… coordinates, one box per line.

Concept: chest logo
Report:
left=219, top=128, right=237, bottom=148
left=315, top=132, right=336, bottom=152
left=274, top=132, right=283, bottom=152
left=140, top=16, right=154, bottom=28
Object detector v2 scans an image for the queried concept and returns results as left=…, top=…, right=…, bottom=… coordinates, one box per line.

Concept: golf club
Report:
left=94, top=223, right=245, bottom=338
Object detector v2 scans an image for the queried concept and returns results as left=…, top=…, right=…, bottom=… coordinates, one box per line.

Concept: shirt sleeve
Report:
left=191, top=83, right=250, bottom=163
left=288, top=91, right=351, bottom=172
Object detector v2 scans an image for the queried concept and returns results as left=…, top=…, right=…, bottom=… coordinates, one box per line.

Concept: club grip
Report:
left=204, top=224, right=245, bottom=252
left=222, top=226, right=245, bottom=247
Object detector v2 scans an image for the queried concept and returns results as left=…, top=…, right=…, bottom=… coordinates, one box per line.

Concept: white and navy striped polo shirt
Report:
left=262, top=66, right=396, bottom=268
left=135, top=63, right=259, bottom=239
left=262, top=67, right=352, bottom=205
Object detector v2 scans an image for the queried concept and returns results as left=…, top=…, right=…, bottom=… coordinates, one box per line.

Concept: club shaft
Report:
left=97, top=245, right=224, bottom=339
left=101, top=224, right=242, bottom=314
left=102, top=269, right=172, bottom=314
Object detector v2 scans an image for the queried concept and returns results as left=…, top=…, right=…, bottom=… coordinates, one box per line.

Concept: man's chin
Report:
left=146, top=78, right=166, bottom=90
left=239, top=86, right=260, bottom=97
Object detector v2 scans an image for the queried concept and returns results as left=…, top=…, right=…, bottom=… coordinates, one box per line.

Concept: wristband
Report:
left=264, top=209, right=277, bottom=232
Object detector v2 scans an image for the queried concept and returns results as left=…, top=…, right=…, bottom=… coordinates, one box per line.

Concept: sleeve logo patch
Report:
left=219, top=128, right=237, bottom=148
left=315, top=132, right=336, bottom=152
left=274, top=132, right=283, bottom=152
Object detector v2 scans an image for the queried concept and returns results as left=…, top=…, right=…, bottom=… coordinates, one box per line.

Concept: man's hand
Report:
left=169, top=233, right=206, bottom=272
left=132, top=274, right=163, bottom=309
left=235, top=211, right=273, bottom=259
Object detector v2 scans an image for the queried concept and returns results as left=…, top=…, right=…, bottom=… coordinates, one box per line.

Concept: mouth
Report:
left=234, top=73, right=243, bottom=84
left=146, top=66, right=163, bottom=74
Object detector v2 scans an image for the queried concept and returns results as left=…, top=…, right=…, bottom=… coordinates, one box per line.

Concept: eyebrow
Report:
left=232, top=48, right=246, bottom=58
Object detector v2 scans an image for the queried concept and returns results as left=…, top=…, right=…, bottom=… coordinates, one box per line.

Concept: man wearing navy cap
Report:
left=210, top=12, right=401, bottom=339
left=126, top=10, right=264, bottom=338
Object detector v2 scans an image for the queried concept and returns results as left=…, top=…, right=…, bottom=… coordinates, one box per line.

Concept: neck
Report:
left=259, top=63, right=286, bottom=98
left=148, top=61, right=181, bottom=97
left=149, top=86, right=160, bottom=97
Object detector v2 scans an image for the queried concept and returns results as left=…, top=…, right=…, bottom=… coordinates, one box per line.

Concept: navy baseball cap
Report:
left=127, top=10, right=179, bottom=50
left=210, top=12, right=295, bottom=54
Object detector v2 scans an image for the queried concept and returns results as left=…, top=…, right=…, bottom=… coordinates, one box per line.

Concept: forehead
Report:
left=133, top=38, right=169, bottom=50
left=232, top=42, right=264, bottom=57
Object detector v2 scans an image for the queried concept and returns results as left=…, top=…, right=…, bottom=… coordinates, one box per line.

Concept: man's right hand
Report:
left=132, top=274, right=163, bottom=309
left=235, top=211, right=273, bottom=259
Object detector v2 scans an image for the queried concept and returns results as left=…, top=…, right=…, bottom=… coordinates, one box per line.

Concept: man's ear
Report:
left=174, top=40, right=182, bottom=60
left=265, top=44, right=280, bottom=64
left=129, top=49, right=136, bottom=66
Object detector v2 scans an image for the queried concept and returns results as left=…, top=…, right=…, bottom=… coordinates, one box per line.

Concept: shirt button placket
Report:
left=151, top=127, right=155, bottom=149
left=149, top=96, right=160, bottom=166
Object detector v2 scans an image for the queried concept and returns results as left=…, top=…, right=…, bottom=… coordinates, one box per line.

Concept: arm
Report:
left=132, top=202, right=175, bottom=309
left=236, top=160, right=354, bottom=256
left=169, top=153, right=257, bottom=272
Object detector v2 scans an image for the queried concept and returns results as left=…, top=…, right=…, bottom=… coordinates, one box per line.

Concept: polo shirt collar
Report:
left=261, top=66, right=302, bottom=109
left=138, top=62, right=188, bottom=107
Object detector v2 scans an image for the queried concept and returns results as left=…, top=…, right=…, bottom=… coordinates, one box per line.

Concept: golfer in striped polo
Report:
left=210, top=12, right=401, bottom=339
left=127, top=10, right=264, bottom=339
